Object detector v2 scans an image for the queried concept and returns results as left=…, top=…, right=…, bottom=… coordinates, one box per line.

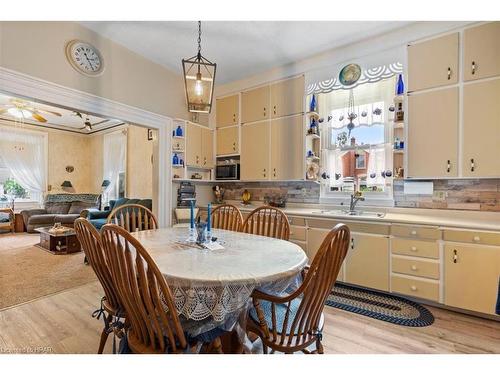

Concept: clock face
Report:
left=66, top=41, right=104, bottom=76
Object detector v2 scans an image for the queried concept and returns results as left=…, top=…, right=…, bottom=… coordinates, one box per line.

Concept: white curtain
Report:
left=0, top=127, right=47, bottom=202
left=366, top=144, right=392, bottom=187
left=103, top=130, right=126, bottom=201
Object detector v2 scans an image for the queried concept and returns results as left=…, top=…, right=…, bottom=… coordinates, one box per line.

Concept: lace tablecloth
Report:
left=132, top=227, right=308, bottom=335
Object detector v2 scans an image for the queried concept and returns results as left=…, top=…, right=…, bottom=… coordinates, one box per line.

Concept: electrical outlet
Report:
left=433, top=191, right=447, bottom=201
left=301, top=188, right=307, bottom=197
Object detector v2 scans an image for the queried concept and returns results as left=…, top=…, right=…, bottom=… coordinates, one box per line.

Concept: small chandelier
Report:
left=182, top=21, right=216, bottom=113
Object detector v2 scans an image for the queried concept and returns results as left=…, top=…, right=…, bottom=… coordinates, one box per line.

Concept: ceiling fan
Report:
left=0, top=98, right=62, bottom=123
left=73, top=111, right=93, bottom=131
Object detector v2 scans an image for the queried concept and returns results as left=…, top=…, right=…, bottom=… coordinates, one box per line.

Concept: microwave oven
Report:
left=215, top=162, right=240, bottom=180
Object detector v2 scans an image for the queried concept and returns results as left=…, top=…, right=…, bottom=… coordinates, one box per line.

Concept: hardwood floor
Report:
left=0, top=280, right=498, bottom=354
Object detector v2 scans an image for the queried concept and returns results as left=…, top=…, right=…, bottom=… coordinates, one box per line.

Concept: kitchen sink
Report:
left=311, top=209, right=386, bottom=218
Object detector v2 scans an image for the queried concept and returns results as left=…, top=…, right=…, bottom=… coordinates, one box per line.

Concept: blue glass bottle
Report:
left=309, top=94, right=317, bottom=112
left=172, top=153, right=179, bottom=165
left=175, top=125, right=183, bottom=137
left=396, top=74, right=404, bottom=95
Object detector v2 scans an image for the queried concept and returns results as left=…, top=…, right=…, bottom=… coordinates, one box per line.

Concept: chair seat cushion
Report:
left=250, top=298, right=324, bottom=335
left=91, top=218, right=107, bottom=230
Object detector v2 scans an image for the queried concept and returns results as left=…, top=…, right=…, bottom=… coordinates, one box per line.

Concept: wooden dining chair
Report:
left=100, top=224, right=188, bottom=354
left=247, top=223, right=350, bottom=354
left=107, top=204, right=158, bottom=232
left=74, top=218, right=125, bottom=354
left=211, top=204, right=244, bottom=232
left=241, top=205, right=290, bottom=240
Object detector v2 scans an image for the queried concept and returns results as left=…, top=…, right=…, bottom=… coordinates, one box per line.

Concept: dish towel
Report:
left=496, top=276, right=500, bottom=315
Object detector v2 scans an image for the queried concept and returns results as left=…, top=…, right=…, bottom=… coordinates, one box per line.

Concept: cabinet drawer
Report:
left=307, top=218, right=389, bottom=235
left=391, top=225, right=440, bottom=240
left=391, top=256, right=440, bottom=279
left=288, top=216, right=306, bottom=226
left=391, top=238, right=439, bottom=259
left=289, top=225, right=306, bottom=241
left=443, top=229, right=500, bottom=247
left=391, top=275, right=439, bottom=302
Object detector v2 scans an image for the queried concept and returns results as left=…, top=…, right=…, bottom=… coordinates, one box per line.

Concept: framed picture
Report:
left=147, top=128, right=153, bottom=141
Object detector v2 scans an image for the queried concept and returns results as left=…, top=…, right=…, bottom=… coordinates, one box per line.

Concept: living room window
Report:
left=0, top=126, right=47, bottom=207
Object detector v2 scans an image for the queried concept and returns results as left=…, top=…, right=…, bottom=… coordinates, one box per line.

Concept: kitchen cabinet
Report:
left=241, top=85, right=270, bottom=124
left=444, top=243, right=500, bottom=315
left=408, top=33, right=459, bottom=92
left=462, top=78, right=500, bottom=177
left=407, top=87, right=459, bottom=178
left=463, top=22, right=500, bottom=81
left=270, top=76, right=304, bottom=118
left=186, top=123, right=202, bottom=167
left=200, top=127, right=214, bottom=168
left=186, top=123, right=213, bottom=168
left=216, top=126, right=239, bottom=156
left=240, top=120, right=270, bottom=180
left=344, top=233, right=389, bottom=291
left=270, top=115, right=304, bottom=180
left=216, top=94, right=239, bottom=128
left=306, top=227, right=344, bottom=281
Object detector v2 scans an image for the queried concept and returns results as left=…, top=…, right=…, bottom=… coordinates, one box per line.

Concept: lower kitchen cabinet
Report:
left=306, top=227, right=344, bottom=281
left=444, top=243, right=500, bottom=315
left=344, top=233, right=389, bottom=291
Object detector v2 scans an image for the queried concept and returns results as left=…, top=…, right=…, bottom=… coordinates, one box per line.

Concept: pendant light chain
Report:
left=197, top=21, right=202, bottom=57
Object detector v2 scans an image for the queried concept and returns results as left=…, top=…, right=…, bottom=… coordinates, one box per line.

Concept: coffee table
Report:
left=35, top=226, right=82, bottom=255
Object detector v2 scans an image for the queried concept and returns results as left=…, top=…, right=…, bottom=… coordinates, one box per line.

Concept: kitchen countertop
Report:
left=201, top=201, right=500, bottom=232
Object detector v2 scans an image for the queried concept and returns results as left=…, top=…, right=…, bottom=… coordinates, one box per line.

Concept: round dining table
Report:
left=131, top=227, right=308, bottom=341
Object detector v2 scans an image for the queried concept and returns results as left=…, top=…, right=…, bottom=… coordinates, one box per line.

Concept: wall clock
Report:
left=65, top=40, right=104, bottom=77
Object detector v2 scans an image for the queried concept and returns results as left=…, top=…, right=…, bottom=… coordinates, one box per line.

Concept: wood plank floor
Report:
left=0, top=280, right=498, bottom=354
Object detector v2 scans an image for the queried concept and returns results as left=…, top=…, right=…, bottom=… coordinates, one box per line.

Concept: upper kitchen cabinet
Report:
left=270, top=76, right=305, bottom=118
left=462, top=78, right=500, bottom=177
left=463, top=22, right=500, bottom=81
left=241, top=85, right=270, bottom=124
left=240, top=120, right=270, bottom=180
left=216, top=126, right=239, bottom=156
left=270, top=115, right=304, bottom=180
left=407, top=33, right=459, bottom=92
left=200, top=127, right=214, bottom=169
left=407, top=87, right=459, bottom=178
left=186, top=123, right=202, bottom=167
left=216, top=94, right=239, bottom=128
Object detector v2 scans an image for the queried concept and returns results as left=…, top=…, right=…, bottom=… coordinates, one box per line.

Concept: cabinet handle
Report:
left=410, top=246, right=417, bottom=252
left=471, top=61, right=476, bottom=75
left=273, top=167, right=276, bottom=178
left=473, top=236, right=480, bottom=243
left=233, top=114, right=236, bottom=122
left=263, top=168, right=266, bottom=177
left=263, top=107, right=266, bottom=117
left=411, top=265, right=418, bottom=271
left=447, top=67, right=451, bottom=80
left=446, top=160, right=451, bottom=173
left=470, top=158, right=475, bottom=172
left=411, top=230, right=417, bottom=236
left=351, top=238, right=355, bottom=250
left=410, top=285, right=418, bottom=291
left=273, top=105, right=277, bottom=115
left=453, top=249, right=458, bottom=264
left=232, top=142, right=236, bottom=151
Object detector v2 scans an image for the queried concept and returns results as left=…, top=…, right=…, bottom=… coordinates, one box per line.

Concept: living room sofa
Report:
left=86, top=197, right=153, bottom=229
left=21, top=193, right=101, bottom=233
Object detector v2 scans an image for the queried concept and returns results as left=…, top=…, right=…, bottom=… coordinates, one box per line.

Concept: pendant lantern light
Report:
left=182, top=21, right=216, bottom=113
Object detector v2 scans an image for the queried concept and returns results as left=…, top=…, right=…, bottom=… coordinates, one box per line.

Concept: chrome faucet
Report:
left=348, top=192, right=365, bottom=213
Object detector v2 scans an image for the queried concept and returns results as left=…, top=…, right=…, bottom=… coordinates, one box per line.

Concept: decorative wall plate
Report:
left=338, top=64, right=362, bottom=86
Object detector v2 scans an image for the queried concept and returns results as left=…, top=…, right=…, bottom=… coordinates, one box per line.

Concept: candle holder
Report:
left=196, top=221, right=207, bottom=245
left=187, top=227, right=197, bottom=243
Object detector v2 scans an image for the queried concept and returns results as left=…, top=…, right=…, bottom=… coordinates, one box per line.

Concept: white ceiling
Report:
left=0, top=93, right=124, bottom=134
left=81, top=21, right=414, bottom=84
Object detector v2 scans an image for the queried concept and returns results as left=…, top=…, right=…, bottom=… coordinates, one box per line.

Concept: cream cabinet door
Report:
left=407, top=88, right=459, bottom=178
left=241, top=85, right=270, bottom=124
left=270, top=76, right=304, bottom=118
left=464, top=22, right=500, bottom=81
left=200, top=127, right=214, bottom=168
left=306, top=227, right=344, bottom=281
left=463, top=79, right=500, bottom=177
left=240, top=121, right=270, bottom=180
left=345, top=233, right=389, bottom=291
left=216, top=95, right=239, bottom=128
left=186, top=123, right=201, bottom=167
left=444, top=243, right=500, bottom=315
left=216, top=126, right=239, bottom=156
left=270, top=115, right=304, bottom=180
left=407, top=33, right=459, bottom=92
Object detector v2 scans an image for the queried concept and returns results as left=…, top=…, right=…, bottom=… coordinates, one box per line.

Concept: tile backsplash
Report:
left=215, top=179, right=500, bottom=212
